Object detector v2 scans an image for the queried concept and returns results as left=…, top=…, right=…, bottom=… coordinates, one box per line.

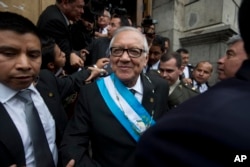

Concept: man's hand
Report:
left=85, top=66, right=107, bottom=82
left=96, top=58, right=110, bottom=69
left=66, top=159, right=75, bottom=167
left=70, top=52, right=84, bottom=68
left=182, top=78, right=192, bottom=85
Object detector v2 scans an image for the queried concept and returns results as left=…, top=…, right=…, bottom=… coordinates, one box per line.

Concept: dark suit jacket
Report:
left=136, top=60, right=250, bottom=167
left=37, top=5, right=75, bottom=73
left=85, top=37, right=110, bottom=66
left=71, top=21, right=94, bottom=51
left=60, top=73, right=169, bottom=167
left=0, top=69, right=90, bottom=167
left=168, top=81, right=199, bottom=109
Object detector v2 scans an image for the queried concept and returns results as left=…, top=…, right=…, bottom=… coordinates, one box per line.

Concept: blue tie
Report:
left=18, top=90, right=55, bottom=167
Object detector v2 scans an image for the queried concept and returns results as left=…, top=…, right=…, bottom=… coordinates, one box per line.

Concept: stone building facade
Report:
left=153, top=0, right=241, bottom=84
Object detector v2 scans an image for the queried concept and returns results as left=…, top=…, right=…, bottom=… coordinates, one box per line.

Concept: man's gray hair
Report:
left=109, top=26, right=149, bottom=56
left=226, top=34, right=242, bottom=46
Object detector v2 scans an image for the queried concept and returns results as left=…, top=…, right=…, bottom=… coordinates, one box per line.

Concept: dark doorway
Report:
left=109, top=0, right=137, bottom=25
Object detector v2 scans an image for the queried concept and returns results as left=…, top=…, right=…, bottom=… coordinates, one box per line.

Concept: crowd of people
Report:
left=0, top=0, right=250, bottom=166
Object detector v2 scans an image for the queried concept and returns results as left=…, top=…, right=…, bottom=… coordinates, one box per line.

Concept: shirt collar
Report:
left=128, top=75, right=143, bottom=95
left=0, top=83, right=38, bottom=103
left=169, top=79, right=180, bottom=95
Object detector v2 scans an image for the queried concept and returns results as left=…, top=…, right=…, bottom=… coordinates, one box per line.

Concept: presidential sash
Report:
left=96, top=73, right=155, bottom=142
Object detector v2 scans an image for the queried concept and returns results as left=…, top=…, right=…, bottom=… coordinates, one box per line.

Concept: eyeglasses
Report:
left=110, top=47, right=146, bottom=58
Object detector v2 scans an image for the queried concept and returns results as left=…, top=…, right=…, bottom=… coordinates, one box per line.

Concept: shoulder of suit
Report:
left=179, top=81, right=200, bottom=94
left=96, top=37, right=110, bottom=42
left=40, top=69, right=54, bottom=75
left=143, top=72, right=168, bottom=85
left=42, top=4, right=59, bottom=14
left=148, top=70, right=161, bottom=76
left=38, top=69, right=56, bottom=81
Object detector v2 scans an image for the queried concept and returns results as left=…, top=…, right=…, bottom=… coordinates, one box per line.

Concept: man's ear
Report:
left=144, top=55, right=149, bottom=67
left=47, top=62, right=55, bottom=71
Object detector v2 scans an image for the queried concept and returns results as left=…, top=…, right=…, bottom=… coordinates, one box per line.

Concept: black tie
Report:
left=129, top=89, right=136, bottom=95
left=17, top=90, right=55, bottom=167
left=146, top=64, right=152, bottom=73
left=196, top=83, right=201, bottom=92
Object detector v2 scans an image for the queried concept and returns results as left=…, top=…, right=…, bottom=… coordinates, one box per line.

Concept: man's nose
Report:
left=217, top=55, right=226, bottom=64
left=120, top=50, right=131, bottom=60
left=80, top=7, right=84, bottom=14
left=16, top=54, right=31, bottom=70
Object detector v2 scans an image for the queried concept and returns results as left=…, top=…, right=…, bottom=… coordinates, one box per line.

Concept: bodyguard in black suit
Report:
left=136, top=1, right=250, bottom=166
left=0, top=12, right=99, bottom=167
left=60, top=27, right=169, bottom=167
left=37, top=0, right=85, bottom=73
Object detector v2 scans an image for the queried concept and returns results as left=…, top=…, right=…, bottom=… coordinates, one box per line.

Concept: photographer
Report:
left=141, top=16, right=158, bottom=47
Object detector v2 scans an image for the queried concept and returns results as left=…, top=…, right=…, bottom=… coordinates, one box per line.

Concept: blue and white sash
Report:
left=96, top=73, right=155, bottom=141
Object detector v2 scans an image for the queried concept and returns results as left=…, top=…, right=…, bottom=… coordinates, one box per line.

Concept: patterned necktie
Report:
left=17, top=90, right=55, bottom=167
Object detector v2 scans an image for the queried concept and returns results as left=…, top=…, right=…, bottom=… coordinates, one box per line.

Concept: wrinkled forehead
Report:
left=197, top=63, right=212, bottom=71
left=0, top=30, right=41, bottom=44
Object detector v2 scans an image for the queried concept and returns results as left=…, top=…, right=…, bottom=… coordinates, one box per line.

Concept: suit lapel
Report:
left=141, top=74, right=156, bottom=114
left=36, top=84, right=58, bottom=122
left=0, top=103, right=26, bottom=165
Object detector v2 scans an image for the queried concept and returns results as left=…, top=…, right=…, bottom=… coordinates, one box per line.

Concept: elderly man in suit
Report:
left=60, top=26, right=169, bottom=167
left=135, top=0, right=250, bottom=166
left=37, top=0, right=85, bottom=74
left=0, top=11, right=100, bottom=167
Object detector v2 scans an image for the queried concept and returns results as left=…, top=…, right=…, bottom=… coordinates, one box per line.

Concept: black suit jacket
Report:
left=0, top=69, right=90, bottom=167
left=136, top=60, right=250, bottom=167
left=60, top=73, right=169, bottom=167
left=37, top=5, right=75, bottom=73
left=85, top=37, right=110, bottom=66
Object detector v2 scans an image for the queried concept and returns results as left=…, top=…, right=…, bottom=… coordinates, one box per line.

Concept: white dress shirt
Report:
left=192, top=80, right=208, bottom=93
left=0, top=83, right=57, bottom=167
left=99, top=26, right=108, bottom=34
left=127, top=75, right=143, bottom=103
left=183, top=66, right=190, bottom=78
